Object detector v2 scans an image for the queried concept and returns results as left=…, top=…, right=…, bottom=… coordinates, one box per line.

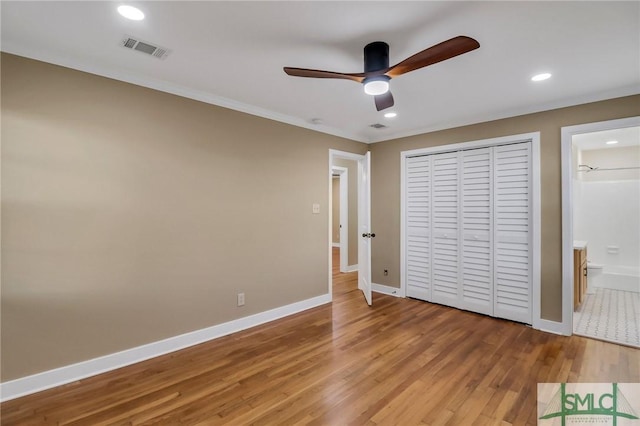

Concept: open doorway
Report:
left=330, top=159, right=358, bottom=298
left=332, top=167, right=349, bottom=273
left=328, top=149, right=372, bottom=305
left=561, top=117, right=640, bottom=347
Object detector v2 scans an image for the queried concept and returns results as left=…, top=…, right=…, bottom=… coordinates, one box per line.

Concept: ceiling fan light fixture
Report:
left=363, top=76, right=390, bottom=96
left=284, top=35, right=480, bottom=110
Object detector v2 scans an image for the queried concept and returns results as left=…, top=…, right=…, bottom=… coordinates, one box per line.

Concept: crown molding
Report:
left=3, top=44, right=638, bottom=146
left=1, top=43, right=369, bottom=143
left=367, top=84, right=640, bottom=144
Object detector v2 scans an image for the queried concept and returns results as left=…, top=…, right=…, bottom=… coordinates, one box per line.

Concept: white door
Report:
left=401, top=141, right=533, bottom=324
left=431, top=151, right=460, bottom=307
left=358, top=152, right=372, bottom=305
left=460, top=147, right=494, bottom=316
left=405, top=155, right=432, bottom=300
left=493, top=143, right=532, bottom=323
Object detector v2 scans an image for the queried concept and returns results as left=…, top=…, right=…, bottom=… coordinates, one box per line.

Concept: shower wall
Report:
left=573, top=146, right=640, bottom=269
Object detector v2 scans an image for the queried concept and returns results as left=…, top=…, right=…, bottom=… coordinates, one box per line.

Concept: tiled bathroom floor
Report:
left=574, top=288, right=640, bottom=348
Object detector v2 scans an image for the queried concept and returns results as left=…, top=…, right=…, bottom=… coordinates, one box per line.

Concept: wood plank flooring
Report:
left=2, top=248, right=638, bottom=425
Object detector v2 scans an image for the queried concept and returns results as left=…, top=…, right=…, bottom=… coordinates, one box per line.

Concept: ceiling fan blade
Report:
left=283, top=67, right=365, bottom=83
left=374, top=91, right=394, bottom=111
left=385, top=36, right=480, bottom=78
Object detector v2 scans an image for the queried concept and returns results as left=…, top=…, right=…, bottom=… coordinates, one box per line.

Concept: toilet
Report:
left=586, top=261, right=603, bottom=293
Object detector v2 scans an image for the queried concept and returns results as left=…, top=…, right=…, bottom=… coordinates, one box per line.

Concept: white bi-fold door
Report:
left=431, top=151, right=460, bottom=308
left=460, top=147, right=493, bottom=316
left=493, top=143, right=532, bottom=324
left=404, top=142, right=532, bottom=324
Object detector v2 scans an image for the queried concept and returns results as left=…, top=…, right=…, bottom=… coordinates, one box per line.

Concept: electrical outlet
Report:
left=237, top=292, right=245, bottom=307
left=384, top=269, right=388, bottom=276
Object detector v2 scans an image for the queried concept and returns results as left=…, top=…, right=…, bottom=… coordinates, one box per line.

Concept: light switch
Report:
left=312, top=203, right=320, bottom=214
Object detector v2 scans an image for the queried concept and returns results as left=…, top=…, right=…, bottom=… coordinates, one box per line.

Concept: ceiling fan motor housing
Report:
left=364, top=41, right=389, bottom=73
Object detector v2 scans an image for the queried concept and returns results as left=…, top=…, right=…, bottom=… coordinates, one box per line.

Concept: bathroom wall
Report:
left=574, top=145, right=640, bottom=269
left=580, top=146, right=640, bottom=181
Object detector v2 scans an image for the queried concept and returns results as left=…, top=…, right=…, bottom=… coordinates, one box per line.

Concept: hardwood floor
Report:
left=2, top=248, right=638, bottom=425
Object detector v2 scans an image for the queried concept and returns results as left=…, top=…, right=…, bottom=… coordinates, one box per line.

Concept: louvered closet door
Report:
left=460, top=148, right=493, bottom=316
left=493, top=143, right=532, bottom=324
left=405, top=156, right=431, bottom=300
left=431, top=152, right=460, bottom=307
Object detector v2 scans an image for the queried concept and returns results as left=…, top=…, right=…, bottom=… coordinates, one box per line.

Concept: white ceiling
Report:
left=573, top=126, right=640, bottom=151
left=2, top=1, right=639, bottom=143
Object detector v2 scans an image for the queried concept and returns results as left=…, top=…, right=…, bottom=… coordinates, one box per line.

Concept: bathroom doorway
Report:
left=567, top=121, right=640, bottom=347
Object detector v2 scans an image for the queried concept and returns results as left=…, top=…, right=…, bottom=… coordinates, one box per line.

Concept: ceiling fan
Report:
left=284, top=36, right=480, bottom=111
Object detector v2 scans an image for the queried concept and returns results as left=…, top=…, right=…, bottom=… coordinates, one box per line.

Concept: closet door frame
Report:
left=400, top=132, right=541, bottom=329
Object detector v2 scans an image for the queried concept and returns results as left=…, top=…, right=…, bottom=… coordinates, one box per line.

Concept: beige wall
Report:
left=333, top=158, right=358, bottom=266
left=332, top=177, right=340, bottom=243
left=0, top=53, right=368, bottom=381
left=3, top=52, right=639, bottom=383
left=370, top=95, right=640, bottom=322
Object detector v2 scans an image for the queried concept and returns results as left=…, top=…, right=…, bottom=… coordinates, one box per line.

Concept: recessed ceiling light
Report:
left=531, top=73, right=552, bottom=82
left=384, top=112, right=397, bottom=118
left=606, top=140, right=619, bottom=145
left=118, top=5, right=145, bottom=21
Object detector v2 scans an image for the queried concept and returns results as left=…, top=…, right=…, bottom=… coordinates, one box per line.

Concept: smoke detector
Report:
left=121, top=36, right=170, bottom=60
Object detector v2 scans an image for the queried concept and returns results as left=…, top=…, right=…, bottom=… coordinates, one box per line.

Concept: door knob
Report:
left=362, top=233, right=368, bottom=238
left=371, top=233, right=376, bottom=238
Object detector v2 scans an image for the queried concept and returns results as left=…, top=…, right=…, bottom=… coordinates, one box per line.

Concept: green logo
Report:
left=538, top=383, right=639, bottom=425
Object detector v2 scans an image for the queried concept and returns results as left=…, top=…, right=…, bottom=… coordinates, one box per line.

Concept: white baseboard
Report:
left=536, top=318, right=570, bottom=336
left=372, top=283, right=402, bottom=297
left=332, top=242, right=340, bottom=248
left=0, top=293, right=331, bottom=402
left=344, top=264, right=358, bottom=273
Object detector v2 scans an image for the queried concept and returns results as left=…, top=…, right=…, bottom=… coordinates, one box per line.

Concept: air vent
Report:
left=369, top=123, right=387, bottom=129
left=121, top=36, right=170, bottom=60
